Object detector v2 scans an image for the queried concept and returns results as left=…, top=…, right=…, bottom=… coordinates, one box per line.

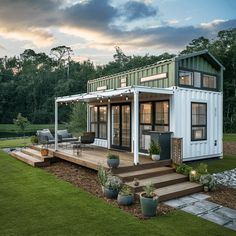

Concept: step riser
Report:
left=120, top=169, right=175, bottom=182
left=112, top=160, right=172, bottom=174
left=30, top=145, right=54, bottom=156
left=131, top=176, right=189, bottom=193
left=158, top=186, right=203, bottom=202
left=21, top=149, right=52, bottom=161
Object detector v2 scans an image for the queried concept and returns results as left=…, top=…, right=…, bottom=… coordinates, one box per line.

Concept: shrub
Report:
left=200, top=174, right=217, bottom=191
left=30, top=136, right=38, bottom=144
left=196, top=163, right=208, bottom=175
left=107, top=153, right=119, bottom=160
left=119, top=185, right=133, bottom=196
left=176, top=163, right=193, bottom=176
left=97, top=165, right=111, bottom=186
left=105, top=175, right=122, bottom=190
left=143, top=183, right=156, bottom=198
left=148, top=140, right=161, bottom=155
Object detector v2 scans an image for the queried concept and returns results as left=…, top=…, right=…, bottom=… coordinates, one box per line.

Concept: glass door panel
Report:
left=121, top=105, right=130, bottom=147
left=111, top=106, right=120, bottom=146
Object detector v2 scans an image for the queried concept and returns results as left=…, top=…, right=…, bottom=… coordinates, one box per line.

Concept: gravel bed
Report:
left=213, top=168, right=236, bottom=189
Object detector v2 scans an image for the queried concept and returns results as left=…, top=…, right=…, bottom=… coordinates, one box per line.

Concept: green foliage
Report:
left=148, top=140, right=161, bottom=155
left=97, top=165, right=110, bottom=186
left=119, top=185, right=133, bottom=196
left=200, top=174, right=217, bottom=191
left=13, top=113, right=30, bottom=135
left=196, top=163, right=208, bottom=175
left=107, top=153, right=119, bottom=160
left=143, top=183, right=156, bottom=198
left=30, top=135, right=38, bottom=144
left=68, top=103, right=87, bottom=134
left=176, top=163, right=193, bottom=176
left=105, top=175, right=122, bottom=191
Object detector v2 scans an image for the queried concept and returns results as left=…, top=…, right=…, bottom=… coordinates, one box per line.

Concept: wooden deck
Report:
left=32, top=145, right=155, bottom=170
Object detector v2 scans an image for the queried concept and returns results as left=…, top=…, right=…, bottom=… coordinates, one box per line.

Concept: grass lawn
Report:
left=188, top=155, right=236, bottom=174
left=224, top=133, right=236, bottom=142
left=0, top=138, right=31, bottom=148
left=0, top=151, right=235, bottom=236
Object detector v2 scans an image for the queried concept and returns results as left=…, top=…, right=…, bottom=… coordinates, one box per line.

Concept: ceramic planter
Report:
left=107, top=158, right=120, bottom=168
left=41, top=148, right=49, bottom=156
left=117, top=194, right=134, bottom=206
left=104, top=187, right=119, bottom=199
left=140, top=193, right=158, bottom=217
left=151, top=154, right=160, bottom=161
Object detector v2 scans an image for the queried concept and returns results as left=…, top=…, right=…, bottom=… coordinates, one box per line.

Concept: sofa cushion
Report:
left=57, top=129, right=70, bottom=138
left=39, top=130, right=54, bottom=140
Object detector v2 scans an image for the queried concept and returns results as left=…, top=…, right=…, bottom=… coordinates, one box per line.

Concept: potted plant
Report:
left=40, top=141, right=49, bottom=156
left=97, top=165, right=110, bottom=193
left=104, top=175, right=122, bottom=199
left=117, top=185, right=134, bottom=206
left=107, top=153, right=120, bottom=168
left=148, top=140, right=161, bottom=161
left=30, top=135, right=38, bottom=145
left=140, top=183, right=158, bottom=217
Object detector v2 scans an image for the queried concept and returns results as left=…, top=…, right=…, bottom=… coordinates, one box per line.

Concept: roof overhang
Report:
left=56, top=86, right=174, bottom=103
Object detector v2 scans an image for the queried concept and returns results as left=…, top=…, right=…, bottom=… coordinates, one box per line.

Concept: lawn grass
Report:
left=188, top=155, right=236, bottom=174
left=0, top=138, right=31, bottom=148
left=223, top=133, right=236, bottom=142
left=0, top=151, right=234, bottom=236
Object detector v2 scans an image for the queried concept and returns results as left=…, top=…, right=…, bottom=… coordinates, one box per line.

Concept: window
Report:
left=155, top=101, right=169, bottom=132
left=194, top=72, right=201, bottom=88
left=203, top=74, right=217, bottom=89
left=179, top=71, right=193, bottom=86
left=191, top=103, right=207, bottom=141
left=90, top=106, right=107, bottom=139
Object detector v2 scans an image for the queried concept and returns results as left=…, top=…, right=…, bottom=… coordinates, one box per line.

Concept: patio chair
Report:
left=36, top=129, right=58, bottom=146
left=57, top=129, right=78, bottom=143
left=80, top=132, right=95, bottom=148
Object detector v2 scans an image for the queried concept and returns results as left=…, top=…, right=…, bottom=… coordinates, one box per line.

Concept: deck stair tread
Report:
left=117, top=166, right=173, bottom=178
left=136, top=182, right=203, bottom=202
left=11, top=151, right=50, bottom=167
left=21, top=148, right=53, bottom=161
left=126, top=173, right=188, bottom=190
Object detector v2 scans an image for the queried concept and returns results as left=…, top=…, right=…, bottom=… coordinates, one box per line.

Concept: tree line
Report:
left=0, top=29, right=235, bottom=132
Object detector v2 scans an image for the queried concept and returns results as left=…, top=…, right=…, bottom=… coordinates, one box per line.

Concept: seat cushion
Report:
left=39, top=130, right=54, bottom=140
left=58, top=129, right=70, bottom=138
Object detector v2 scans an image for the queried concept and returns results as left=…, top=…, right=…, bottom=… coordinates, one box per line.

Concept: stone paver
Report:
left=215, top=207, right=236, bottom=219
left=164, top=193, right=236, bottom=232
left=201, top=212, right=231, bottom=225
left=182, top=205, right=207, bottom=215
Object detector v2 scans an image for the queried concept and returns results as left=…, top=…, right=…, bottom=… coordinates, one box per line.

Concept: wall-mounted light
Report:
left=65, top=103, right=68, bottom=106
left=97, top=96, right=99, bottom=100
left=100, top=100, right=103, bottom=103
left=126, top=96, right=128, bottom=101
left=120, top=94, right=123, bottom=97
left=108, top=97, right=111, bottom=102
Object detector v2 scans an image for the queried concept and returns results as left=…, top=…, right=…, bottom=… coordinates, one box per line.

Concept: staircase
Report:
left=114, top=161, right=203, bottom=202
left=11, top=147, right=54, bottom=167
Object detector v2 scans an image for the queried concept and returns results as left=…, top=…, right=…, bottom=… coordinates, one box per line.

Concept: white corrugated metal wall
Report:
left=170, top=87, right=223, bottom=161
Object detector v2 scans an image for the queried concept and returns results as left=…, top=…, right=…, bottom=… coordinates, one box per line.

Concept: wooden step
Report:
left=112, top=159, right=172, bottom=174
left=11, top=151, right=50, bottom=167
left=30, top=145, right=54, bottom=156
left=116, top=166, right=174, bottom=182
left=137, top=182, right=203, bottom=202
left=21, top=148, right=53, bottom=161
left=126, top=173, right=188, bottom=193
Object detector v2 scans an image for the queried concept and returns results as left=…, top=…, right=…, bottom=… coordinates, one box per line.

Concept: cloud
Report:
left=200, top=19, right=227, bottom=29
left=120, top=1, right=157, bottom=21
left=167, top=19, right=179, bottom=25
left=0, top=44, right=5, bottom=50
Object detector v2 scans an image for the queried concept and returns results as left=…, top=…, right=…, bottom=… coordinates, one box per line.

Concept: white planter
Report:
left=151, top=154, right=160, bottom=161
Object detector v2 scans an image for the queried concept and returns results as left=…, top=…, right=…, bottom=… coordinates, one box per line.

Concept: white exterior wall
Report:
left=170, top=87, right=223, bottom=161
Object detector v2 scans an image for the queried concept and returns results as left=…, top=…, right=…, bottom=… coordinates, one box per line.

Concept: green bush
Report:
left=200, top=174, right=217, bottom=191
left=30, top=136, right=38, bottom=144
left=176, top=164, right=193, bottom=176
left=196, top=163, right=208, bottom=175
left=148, top=140, right=161, bottom=155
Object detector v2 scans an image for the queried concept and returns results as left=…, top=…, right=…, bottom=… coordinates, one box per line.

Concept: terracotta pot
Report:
left=41, top=148, right=49, bottom=156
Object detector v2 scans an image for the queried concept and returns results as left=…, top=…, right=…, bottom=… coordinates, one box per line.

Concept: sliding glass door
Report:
left=111, top=104, right=131, bottom=151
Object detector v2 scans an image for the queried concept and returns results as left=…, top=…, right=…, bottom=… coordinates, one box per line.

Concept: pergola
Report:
left=54, top=85, right=174, bottom=165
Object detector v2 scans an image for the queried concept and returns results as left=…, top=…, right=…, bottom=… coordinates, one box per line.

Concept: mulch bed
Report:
left=42, top=161, right=174, bottom=219
left=207, top=185, right=236, bottom=210
left=223, top=141, right=236, bottom=155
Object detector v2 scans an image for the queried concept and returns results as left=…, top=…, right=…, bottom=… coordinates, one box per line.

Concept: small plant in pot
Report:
left=117, top=185, right=134, bottom=206
left=104, top=175, right=122, bottom=199
left=97, top=165, right=111, bottom=193
left=40, top=141, right=49, bottom=156
left=140, top=183, right=158, bottom=217
left=107, top=153, right=120, bottom=168
left=148, top=140, right=161, bottom=161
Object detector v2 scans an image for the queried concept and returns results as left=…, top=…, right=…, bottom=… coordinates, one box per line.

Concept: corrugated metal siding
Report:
left=171, top=87, right=223, bottom=160
left=87, top=61, right=175, bottom=92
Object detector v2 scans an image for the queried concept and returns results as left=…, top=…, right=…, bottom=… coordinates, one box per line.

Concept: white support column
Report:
left=107, top=102, right=111, bottom=149
left=55, top=100, right=58, bottom=151
left=133, top=91, right=139, bottom=165
left=87, top=104, right=90, bottom=132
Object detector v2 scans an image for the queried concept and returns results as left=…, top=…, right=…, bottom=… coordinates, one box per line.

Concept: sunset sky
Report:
left=0, top=0, right=235, bottom=64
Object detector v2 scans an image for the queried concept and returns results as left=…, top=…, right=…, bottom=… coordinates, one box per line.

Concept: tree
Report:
left=13, top=113, right=30, bottom=138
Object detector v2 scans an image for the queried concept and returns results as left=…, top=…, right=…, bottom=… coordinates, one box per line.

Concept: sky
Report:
left=0, top=0, right=235, bottom=64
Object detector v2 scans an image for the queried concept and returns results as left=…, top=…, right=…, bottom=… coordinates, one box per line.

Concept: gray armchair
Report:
left=36, top=129, right=58, bottom=146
